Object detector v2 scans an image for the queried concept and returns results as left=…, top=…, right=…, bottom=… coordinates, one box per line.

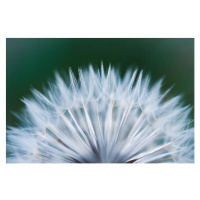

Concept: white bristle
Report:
left=7, top=64, right=194, bottom=163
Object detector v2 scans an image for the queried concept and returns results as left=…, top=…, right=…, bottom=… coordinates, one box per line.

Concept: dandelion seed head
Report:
left=7, top=64, right=194, bottom=163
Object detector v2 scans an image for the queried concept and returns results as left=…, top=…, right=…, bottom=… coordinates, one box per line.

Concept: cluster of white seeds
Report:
left=7, top=64, right=194, bottom=163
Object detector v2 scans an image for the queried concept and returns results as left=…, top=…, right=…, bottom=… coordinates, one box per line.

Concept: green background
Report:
left=6, top=38, right=194, bottom=126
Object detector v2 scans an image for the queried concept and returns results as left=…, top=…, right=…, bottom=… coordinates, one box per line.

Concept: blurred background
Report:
left=6, top=38, right=194, bottom=126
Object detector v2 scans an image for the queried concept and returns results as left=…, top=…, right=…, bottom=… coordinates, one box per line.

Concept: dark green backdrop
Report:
left=6, top=38, right=194, bottom=126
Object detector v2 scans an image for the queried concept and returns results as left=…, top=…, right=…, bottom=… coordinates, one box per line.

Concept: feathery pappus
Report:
left=7, top=64, right=194, bottom=163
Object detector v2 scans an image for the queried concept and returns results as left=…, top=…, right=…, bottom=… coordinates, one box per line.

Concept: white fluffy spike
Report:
left=7, top=64, right=194, bottom=163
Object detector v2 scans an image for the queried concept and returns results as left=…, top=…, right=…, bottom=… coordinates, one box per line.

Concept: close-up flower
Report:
left=7, top=64, right=194, bottom=163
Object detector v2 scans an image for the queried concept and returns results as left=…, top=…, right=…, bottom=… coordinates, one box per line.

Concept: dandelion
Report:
left=7, top=63, right=194, bottom=163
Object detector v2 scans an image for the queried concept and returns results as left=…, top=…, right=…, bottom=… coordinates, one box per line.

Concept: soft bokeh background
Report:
left=6, top=38, right=194, bottom=127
